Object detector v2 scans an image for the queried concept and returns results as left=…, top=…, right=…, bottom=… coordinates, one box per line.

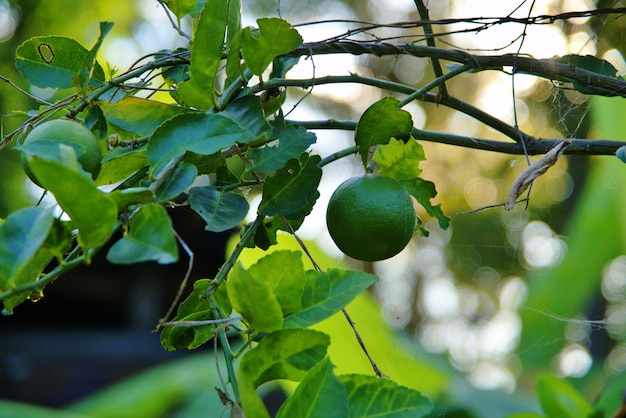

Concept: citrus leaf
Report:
left=236, top=331, right=330, bottom=418
left=238, top=328, right=331, bottom=387
left=355, top=96, right=413, bottom=166
left=536, top=375, right=593, bottom=418
left=188, top=186, right=249, bottom=232
left=227, top=263, right=283, bottom=333
left=258, top=153, right=322, bottom=217
left=339, top=374, right=433, bottom=417
left=176, top=77, right=213, bottom=109
left=1, top=249, right=54, bottom=315
left=247, top=250, right=306, bottom=316
left=161, top=279, right=214, bottom=351
left=97, top=148, right=148, bottom=186
left=106, top=203, right=178, bottom=265
left=147, top=110, right=267, bottom=175
left=85, top=103, right=107, bottom=139
left=100, top=97, right=192, bottom=136
left=75, top=21, right=113, bottom=92
left=177, top=0, right=228, bottom=109
left=222, top=95, right=273, bottom=145
left=401, top=177, right=449, bottom=230
left=16, top=36, right=105, bottom=89
left=283, top=268, right=378, bottom=329
left=26, top=156, right=118, bottom=249
left=247, top=125, right=316, bottom=173
left=109, top=187, right=154, bottom=212
left=225, top=0, right=243, bottom=86
left=374, top=138, right=425, bottom=180
left=155, top=162, right=197, bottom=202
left=555, top=54, right=619, bottom=95
left=276, top=358, right=349, bottom=418
left=241, top=17, right=303, bottom=76
left=0, top=207, right=54, bottom=287
left=161, top=0, right=197, bottom=19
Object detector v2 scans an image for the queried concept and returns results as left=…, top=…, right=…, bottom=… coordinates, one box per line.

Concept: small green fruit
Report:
left=21, top=119, right=102, bottom=185
left=326, top=174, right=416, bottom=261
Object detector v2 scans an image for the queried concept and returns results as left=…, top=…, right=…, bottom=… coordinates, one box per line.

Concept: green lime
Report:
left=21, top=119, right=102, bottom=184
left=326, top=174, right=416, bottom=261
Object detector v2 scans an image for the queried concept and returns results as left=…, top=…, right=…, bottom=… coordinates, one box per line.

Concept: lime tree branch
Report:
left=290, top=119, right=626, bottom=156
left=285, top=41, right=626, bottom=97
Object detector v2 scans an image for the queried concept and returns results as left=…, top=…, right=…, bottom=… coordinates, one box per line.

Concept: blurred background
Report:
left=1, top=0, right=626, bottom=416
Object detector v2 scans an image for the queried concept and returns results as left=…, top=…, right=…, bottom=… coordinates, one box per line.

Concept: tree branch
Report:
left=286, top=41, right=626, bottom=97
left=289, top=119, right=626, bottom=156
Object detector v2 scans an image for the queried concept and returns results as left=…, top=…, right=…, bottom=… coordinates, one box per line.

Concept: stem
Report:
left=203, top=215, right=264, bottom=299
left=0, top=238, right=108, bottom=301
left=397, top=62, right=471, bottom=108
left=217, top=316, right=240, bottom=402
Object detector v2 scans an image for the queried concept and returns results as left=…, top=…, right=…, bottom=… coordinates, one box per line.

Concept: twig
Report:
left=0, top=75, right=51, bottom=106
left=161, top=317, right=241, bottom=327
left=342, top=308, right=386, bottom=378
left=157, top=0, right=192, bottom=41
left=156, top=230, right=194, bottom=330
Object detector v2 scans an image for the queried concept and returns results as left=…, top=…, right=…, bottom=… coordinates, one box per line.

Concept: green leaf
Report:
left=155, top=162, right=197, bottom=202
left=44, top=219, right=73, bottom=261
left=189, top=186, right=249, bottom=233
left=236, top=330, right=330, bottom=418
left=109, top=187, right=154, bottom=212
left=536, top=375, right=593, bottom=418
left=340, top=374, right=433, bottom=417
left=354, top=96, right=413, bottom=166
left=241, top=18, right=303, bottom=76
left=258, top=153, right=322, bottom=217
left=16, top=36, right=105, bottom=89
left=247, top=125, right=316, bottom=173
left=284, top=268, right=378, bottom=329
left=75, top=21, right=113, bottom=92
left=177, top=0, right=228, bottom=109
left=374, top=138, right=425, bottom=180
left=177, top=77, right=213, bottom=109
left=100, top=97, right=192, bottom=136
left=1, top=249, right=54, bottom=315
left=238, top=328, right=331, bottom=387
left=555, top=54, right=619, bottom=95
left=107, top=203, right=178, bottom=265
left=85, top=103, right=108, bottom=139
left=161, top=0, right=197, bottom=20
left=26, top=156, right=118, bottom=249
left=247, top=250, right=306, bottom=316
left=401, top=177, right=449, bottom=230
left=97, top=147, right=148, bottom=186
left=227, top=263, right=283, bottom=332
left=225, top=0, right=243, bottom=86
left=276, top=358, right=349, bottom=418
left=160, top=279, right=215, bottom=351
left=222, top=95, right=273, bottom=145
left=147, top=110, right=267, bottom=175
left=0, top=207, right=54, bottom=287
left=355, top=97, right=413, bottom=166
